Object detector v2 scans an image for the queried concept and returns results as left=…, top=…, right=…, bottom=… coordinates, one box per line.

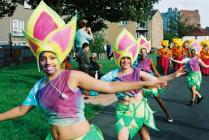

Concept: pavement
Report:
left=88, top=75, right=209, bottom=140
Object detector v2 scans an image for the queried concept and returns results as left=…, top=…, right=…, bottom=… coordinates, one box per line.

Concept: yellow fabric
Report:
left=161, top=40, right=169, bottom=47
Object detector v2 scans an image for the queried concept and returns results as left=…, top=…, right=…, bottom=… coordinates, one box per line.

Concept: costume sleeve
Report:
left=101, top=69, right=119, bottom=82
left=22, top=78, right=45, bottom=106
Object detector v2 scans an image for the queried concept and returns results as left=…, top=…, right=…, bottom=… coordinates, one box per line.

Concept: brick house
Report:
left=179, top=10, right=200, bottom=26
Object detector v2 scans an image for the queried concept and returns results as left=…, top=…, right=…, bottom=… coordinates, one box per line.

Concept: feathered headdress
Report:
left=172, top=38, right=183, bottom=47
left=112, top=28, right=139, bottom=66
left=161, top=40, right=169, bottom=47
left=201, top=40, right=209, bottom=47
left=137, top=35, right=151, bottom=53
left=23, top=1, right=77, bottom=71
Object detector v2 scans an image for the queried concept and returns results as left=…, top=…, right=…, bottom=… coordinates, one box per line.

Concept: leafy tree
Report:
left=0, top=0, right=24, bottom=18
left=90, top=29, right=106, bottom=56
left=164, top=15, right=197, bottom=41
left=23, top=0, right=159, bottom=31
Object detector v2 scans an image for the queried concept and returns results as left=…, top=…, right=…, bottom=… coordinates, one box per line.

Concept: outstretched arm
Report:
left=158, top=66, right=186, bottom=81
left=69, top=70, right=167, bottom=94
left=171, top=57, right=185, bottom=64
left=0, top=105, right=34, bottom=121
left=199, top=58, right=209, bottom=68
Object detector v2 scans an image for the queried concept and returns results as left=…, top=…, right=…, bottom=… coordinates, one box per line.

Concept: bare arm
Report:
left=69, top=70, right=166, bottom=94
left=0, top=105, right=34, bottom=121
left=199, top=58, right=209, bottom=68
left=158, top=66, right=186, bottom=81
left=171, top=58, right=185, bottom=64
left=150, top=60, right=160, bottom=77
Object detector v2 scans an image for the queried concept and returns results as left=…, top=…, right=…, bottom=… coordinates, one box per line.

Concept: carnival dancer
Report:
left=171, top=38, right=184, bottom=71
left=200, top=40, right=209, bottom=75
left=0, top=2, right=168, bottom=140
left=171, top=41, right=209, bottom=106
left=137, top=36, right=173, bottom=123
left=182, top=40, right=191, bottom=58
left=101, top=29, right=185, bottom=140
left=158, top=40, right=172, bottom=75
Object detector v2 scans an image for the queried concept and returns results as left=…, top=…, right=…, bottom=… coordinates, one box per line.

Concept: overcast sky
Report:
left=154, top=0, right=209, bottom=28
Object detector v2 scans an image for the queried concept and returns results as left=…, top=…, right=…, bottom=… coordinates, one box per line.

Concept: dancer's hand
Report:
left=175, top=66, right=186, bottom=77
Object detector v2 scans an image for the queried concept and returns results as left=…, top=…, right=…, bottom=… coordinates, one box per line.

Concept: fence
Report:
left=0, top=45, right=34, bottom=67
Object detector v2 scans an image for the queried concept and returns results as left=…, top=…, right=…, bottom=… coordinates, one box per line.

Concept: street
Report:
left=92, top=75, right=209, bottom=140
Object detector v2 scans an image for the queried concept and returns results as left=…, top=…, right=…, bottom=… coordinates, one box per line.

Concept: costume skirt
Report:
left=45, top=124, right=104, bottom=140
left=158, top=56, right=170, bottom=75
left=115, top=98, right=158, bottom=139
left=201, top=58, right=209, bottom=75
left=186, top=71, right=202, bottom=91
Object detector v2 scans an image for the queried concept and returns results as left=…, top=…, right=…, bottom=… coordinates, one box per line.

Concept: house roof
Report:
left=188, top=28, right=209, bottom=36
left=150, top=10, right=158, bottom=17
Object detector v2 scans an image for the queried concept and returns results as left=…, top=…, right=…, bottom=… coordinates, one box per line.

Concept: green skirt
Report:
left=115, top=98, right=159, bottom=139
left=186, top=71, right=202, bottom=91
left=45, top=124, right=104, bottom=140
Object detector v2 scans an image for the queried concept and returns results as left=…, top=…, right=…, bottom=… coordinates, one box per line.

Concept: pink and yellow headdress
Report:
left=137, top=35, right=151, bottom=54
left=189, top=41, right=202, bottom=54
left=23, top=1, right=77, bottom=70
left=161, top=40, right=169, bottom=47
left=112, top=28, right=139, bottom=66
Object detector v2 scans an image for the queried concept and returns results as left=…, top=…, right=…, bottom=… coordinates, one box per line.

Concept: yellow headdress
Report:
left=137, top=35, right=151, bottom=54
left=23, top=1, right=77, bottom=71
left=112, top=28, right=139, bottom=66
left=172, top=38, right=183, bottom=47
left=161, top=40, right=169, bottom=47
left=201, top=40, right=209, bottom=47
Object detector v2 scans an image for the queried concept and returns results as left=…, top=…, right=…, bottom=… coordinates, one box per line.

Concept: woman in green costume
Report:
left=172, top=41, right=209, bottom=106
left=101, top=29, right=185, bottom=140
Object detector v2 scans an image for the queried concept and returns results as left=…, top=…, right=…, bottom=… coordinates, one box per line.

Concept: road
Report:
left=91, top=75, right=209, bottom=140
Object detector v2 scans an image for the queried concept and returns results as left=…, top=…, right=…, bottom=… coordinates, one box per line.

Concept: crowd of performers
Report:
left=0, top=1, right=209, bottom=140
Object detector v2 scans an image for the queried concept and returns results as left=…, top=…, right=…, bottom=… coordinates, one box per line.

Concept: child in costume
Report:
left=158, top=40, right=172, bottom=75
left=171, top=41, right=209, bottom=106
left=200, top=40, right=209, bottom=75
left=137, top=36, right=173, bottom=123
left=101, top=29, right=185, bottom=140
left=0, top=2, right=168, bottom=140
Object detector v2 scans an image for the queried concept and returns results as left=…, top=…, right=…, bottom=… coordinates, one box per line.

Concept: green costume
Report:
left=186, top=71, right=202, bottom=91
left=115, top=98, right=159, bottom=139
left=45, top=125, right=104, bottom=140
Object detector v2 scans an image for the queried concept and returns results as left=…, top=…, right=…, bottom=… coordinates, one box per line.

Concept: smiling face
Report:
left=39, top=51, right=61, bottom=76
left=120, top=57, right=132, bottom=70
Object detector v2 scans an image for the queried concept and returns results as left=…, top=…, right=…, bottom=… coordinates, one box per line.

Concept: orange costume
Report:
left=158, top=40, right=172, bottom=75
left=200, top=40, right=209, bottom=75
left=171, top=39, right=184, bottom=71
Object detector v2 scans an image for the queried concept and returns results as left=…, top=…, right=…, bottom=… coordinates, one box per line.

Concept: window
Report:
left=119, top=21, right=128, bottom=26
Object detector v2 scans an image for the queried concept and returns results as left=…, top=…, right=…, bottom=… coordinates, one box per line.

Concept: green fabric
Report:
left=186, top=71, right=202, bottom=91
left=143, top=88, right=164, bottom=97
left=115, top=98, right=159, bottom=139
left=45, top=124, right=104, bottom=140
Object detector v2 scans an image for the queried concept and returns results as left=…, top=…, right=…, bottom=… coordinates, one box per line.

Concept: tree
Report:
left=0, top=0, right=23, bottom=18
left=90, top=29, right=106, bottom=56
left=22, top=0, right=159, bottom=31
left=164, top=15, right=197, bottom=41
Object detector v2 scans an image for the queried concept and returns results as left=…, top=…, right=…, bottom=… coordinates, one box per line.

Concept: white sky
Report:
left=154, top=0, right=209, bottom=28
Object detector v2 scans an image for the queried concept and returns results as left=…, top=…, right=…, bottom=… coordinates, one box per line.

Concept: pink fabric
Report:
left=29, top=41, right=38, bottom=53
left=118, top=34, right=134, bottom=50
left=34, top=12, right=58, bottom=40
left=138, top=58, right=152, bottom=73
left=128, top=44, right=138, bottom=60
left=201, top=58, right=209, bottom=75
left=48, top=27, right=72, bottom=52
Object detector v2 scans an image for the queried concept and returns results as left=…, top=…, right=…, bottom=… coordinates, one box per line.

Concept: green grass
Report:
left=0, top=62, right=104, bottom=140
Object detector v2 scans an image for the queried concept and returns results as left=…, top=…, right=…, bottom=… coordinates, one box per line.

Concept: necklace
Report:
left=48, top=72, right=68, bottom=100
